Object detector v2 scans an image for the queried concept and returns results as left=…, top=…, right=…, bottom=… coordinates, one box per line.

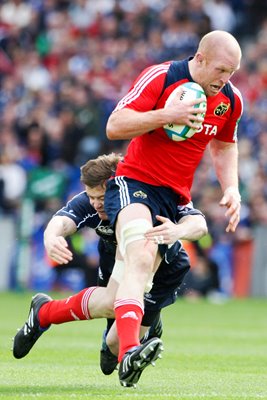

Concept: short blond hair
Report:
left=80, top=153, right=122, bottom=188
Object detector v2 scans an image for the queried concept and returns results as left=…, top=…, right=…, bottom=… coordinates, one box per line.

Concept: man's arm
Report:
left=106, top=108, right=170, bottom=140
left=209, top=139, right=241, bottom=233
left=145, top=214, right=208, bottom=245
left=43, top=216, right=77, bottom=265
left=106, top=89, right=205, bottom=141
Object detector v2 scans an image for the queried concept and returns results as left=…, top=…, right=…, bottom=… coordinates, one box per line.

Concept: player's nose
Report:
left=94, top=201, right=104, bottom=210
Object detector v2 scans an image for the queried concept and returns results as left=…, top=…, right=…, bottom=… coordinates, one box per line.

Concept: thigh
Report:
left=104, top=177, right=179, bottom=228
left=116, top=203, right=153, bottom=242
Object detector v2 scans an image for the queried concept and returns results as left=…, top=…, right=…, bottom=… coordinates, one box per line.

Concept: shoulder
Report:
left=115, top=62, right=171, bottom=111
left=131, top=61, right=171, bottom=90
left=65, top=191, right=92, bottom=211
left=138, top=61, right=171, bottom=77
left=161, top=59, right=191, bottom=88
left=55, top=191, right=99, bottom=229
left=68, top=190, right=88, bottom=202
left=223, top=81, right=243, bottom=116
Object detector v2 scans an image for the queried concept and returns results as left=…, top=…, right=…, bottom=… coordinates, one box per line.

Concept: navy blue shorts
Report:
left=144, top=241, right=189, bottom=313
left=104, top=177, right=180, bottom=227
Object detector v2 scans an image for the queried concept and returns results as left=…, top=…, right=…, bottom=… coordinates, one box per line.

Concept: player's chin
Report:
left=98, top=211, right=108, bottom=220
left=207, top=84, right=223, bottom=96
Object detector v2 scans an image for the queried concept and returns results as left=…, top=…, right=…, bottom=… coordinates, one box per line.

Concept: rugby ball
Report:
left=163, top=82, right=207, bottom=141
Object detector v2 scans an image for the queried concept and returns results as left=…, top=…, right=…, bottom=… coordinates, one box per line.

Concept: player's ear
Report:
left=195, top=52, right=204, bottom=64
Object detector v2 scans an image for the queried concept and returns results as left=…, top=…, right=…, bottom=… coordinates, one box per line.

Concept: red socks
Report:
left=114, top=299, right=144, bottom=362
left=38, top=287, right=97, bottom=328
left=37, top=290, right=144, bottom=363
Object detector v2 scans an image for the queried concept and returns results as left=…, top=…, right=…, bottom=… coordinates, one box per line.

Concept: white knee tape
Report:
left=119, top=219, right=151, bottom=256
left=111, top=259, right=125, bottom=283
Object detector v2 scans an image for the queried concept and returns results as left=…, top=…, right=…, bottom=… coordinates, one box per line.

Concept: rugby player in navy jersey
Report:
left=13, top=153, right=208, bottom=379
left=105, top=30, right=242, bottom=386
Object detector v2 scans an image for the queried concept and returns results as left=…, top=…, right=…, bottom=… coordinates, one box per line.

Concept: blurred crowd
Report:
left=0, top=0, right=267, bottom=297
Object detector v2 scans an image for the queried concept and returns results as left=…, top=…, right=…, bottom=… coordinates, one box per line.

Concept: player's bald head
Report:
left=189, top=30, right=242, bottom=97
left=197, top=30, right=242, bottom=61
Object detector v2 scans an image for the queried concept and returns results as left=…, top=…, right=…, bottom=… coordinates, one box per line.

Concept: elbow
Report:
left=106, top=117, right=118, bottom=140
left=201, top=222, right=209, bottom=238
left=106, top=126, right=115, bottom=140
left=195, top=219, right=208, bottom=240
left=43, top=224, right=49, bottom=244
left=191, top=216, right=208, bottom=239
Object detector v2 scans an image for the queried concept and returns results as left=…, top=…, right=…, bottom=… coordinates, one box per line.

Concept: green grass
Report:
left=1, top=292, right=267, bottom=399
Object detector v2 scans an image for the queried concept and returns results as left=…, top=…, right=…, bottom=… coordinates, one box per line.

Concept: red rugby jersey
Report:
left=113, top=59, right=243, bottom=204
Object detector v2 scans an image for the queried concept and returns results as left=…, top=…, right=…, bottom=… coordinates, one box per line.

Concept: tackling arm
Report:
left=145, top=214, right=208, bottom=245
left=43, top=216, right=77, bottom=265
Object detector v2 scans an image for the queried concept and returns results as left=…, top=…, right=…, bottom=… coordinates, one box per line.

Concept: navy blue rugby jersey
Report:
left=55, top=191, right=116, bottom=247
left=175, top=201, right=204, bottom=221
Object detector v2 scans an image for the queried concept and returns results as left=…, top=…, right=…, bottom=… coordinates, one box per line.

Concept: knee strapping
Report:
left=119, top=218, right=151, bottom=256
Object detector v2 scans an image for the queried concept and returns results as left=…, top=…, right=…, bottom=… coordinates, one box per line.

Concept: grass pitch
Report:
left=0, top=292, right=267, bottom=399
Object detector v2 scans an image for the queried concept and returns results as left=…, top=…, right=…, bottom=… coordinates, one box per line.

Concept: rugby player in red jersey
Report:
left=104, top=30, right=243, bottom=387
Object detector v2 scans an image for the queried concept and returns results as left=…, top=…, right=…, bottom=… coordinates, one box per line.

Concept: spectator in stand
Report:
left=203, top=0, right=237, bottom=32
left=0, top=0, right=265, bottom=301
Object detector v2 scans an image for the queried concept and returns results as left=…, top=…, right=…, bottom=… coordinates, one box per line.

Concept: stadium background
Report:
left=0, top=0, right=267, bottom=298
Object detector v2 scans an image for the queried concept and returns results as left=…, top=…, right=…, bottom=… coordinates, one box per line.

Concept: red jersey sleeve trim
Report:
left=114, top=63, right=170, bottom=111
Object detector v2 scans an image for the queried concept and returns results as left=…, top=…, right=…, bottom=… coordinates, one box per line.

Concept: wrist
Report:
left=224, top=186, right=241, bottom=201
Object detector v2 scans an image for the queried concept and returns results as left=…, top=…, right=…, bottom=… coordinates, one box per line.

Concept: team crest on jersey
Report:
left=133, top=190, right=147, bottom=199
left=214, top=102, right=230, bottom=116
left=96, top=225, right=114, bottom=235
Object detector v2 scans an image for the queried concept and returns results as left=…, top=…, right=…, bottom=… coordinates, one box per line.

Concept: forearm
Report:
left=210, top=140, right=239, bottom=192
left=175, top=215, right=208, bottom=241
left=43, top=216, right=76, bottom=263
left=107, top=86, right=205, bottom=141
left=44, top=216, right=76, bottom=244
left=210, top=140, right=241, bottom=232
left=106, top=108, right=169, bottom=140
left=145, top=214, right=208, bottom=244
